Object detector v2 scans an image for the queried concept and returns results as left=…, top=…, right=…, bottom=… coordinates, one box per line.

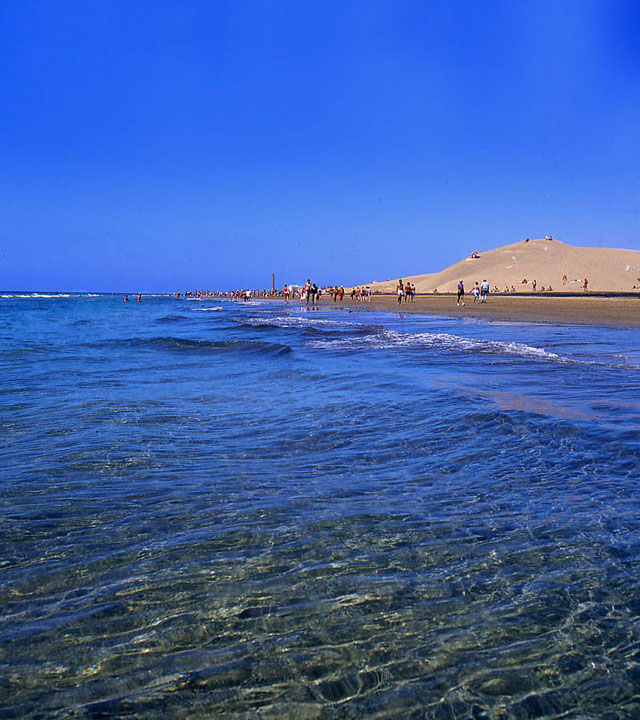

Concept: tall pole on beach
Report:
left=272, top=273, right=275, bottom=292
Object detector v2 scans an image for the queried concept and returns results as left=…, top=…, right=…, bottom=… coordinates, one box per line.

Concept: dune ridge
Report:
left=369, top=238, right=640, bottom=293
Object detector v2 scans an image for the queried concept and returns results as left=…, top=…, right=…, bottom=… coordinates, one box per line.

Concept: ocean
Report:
left=1, top=292, right=640, bottom=718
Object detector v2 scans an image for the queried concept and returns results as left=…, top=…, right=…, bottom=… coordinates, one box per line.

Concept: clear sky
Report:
left=1, top=0, right=640, bottom=291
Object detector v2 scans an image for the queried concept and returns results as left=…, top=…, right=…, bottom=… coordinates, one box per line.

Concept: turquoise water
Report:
left=1, top=293, right=640, bottom=718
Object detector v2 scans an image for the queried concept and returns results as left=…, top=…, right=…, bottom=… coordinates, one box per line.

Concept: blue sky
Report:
left=1, top=0, right=640, bottom=291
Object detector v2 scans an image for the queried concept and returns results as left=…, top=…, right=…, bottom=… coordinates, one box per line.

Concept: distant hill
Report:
left=369, top=238, right=640, bottom=293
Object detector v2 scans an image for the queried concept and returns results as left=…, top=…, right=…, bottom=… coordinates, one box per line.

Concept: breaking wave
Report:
left=308, top=328, right=564, bottom=362
left=239, top=315, right=364, bottom=329
left=0, top=293, right=71, bottom=299
left=235, top=316, right=376, bottom=337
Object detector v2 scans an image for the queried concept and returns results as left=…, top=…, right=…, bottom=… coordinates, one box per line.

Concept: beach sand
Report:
left=316, top=294, right=640, bottom=328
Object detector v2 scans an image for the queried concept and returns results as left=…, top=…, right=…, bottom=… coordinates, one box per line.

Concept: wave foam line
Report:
left=309, top=329, right=563, bottom=362
left=238, top=315, right=365, bottom=329
left=1, top=293, right=71, bottom=298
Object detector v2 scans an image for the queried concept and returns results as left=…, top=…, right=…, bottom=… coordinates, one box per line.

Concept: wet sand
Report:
left=315, top=294, right=640, bottom=328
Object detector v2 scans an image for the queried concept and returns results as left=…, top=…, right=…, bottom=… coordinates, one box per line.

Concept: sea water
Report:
left=1, top=293, right=639, bottom=718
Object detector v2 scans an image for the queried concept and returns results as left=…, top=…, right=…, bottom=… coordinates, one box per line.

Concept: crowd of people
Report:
left=395, top=280, right=417, bottom=304
left=348, top=286, right=372, bottom=301
left=174, top=288, right=286, bottom=300
left=282, top=280, right=321, bottom=306
left=519, top=277, right=589, bottom=292
left=453, top=280, right=490, bottom=306
left=173, top=271, right=592, bottom=308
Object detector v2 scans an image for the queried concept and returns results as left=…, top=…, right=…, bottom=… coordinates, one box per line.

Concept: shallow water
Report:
left=1, top=293, right=640, bottom=718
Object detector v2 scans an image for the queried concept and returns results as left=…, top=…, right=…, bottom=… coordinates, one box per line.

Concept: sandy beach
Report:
left=316, top=293, right=640, bottom=328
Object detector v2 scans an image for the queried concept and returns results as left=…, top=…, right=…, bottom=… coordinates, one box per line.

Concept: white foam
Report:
left=0, top=293, right=71, bottom=298
left=193, top=307, right=223, bottom=312
left=32, top=293, right=71, bottom=298
left=309, top=328, right=564, bottom=362
left=240, top=315, right=363, bottom=329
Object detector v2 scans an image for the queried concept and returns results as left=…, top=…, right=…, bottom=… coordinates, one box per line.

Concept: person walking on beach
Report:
left=480, top=280, right=489, bottom=302
left=471, top=281, right=480, bottom=303
left=396, top=280, right=404, bottom=305
left=583, top=278, right=588, bottom=292
left=457, top=281, right=465, bottom=306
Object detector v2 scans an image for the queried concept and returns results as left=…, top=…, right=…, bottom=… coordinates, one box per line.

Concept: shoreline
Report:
left=305, top=293, right=640, bottom=328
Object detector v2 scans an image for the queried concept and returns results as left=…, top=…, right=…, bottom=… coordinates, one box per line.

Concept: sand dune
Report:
left=369, top=238, right=640, bottom=293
